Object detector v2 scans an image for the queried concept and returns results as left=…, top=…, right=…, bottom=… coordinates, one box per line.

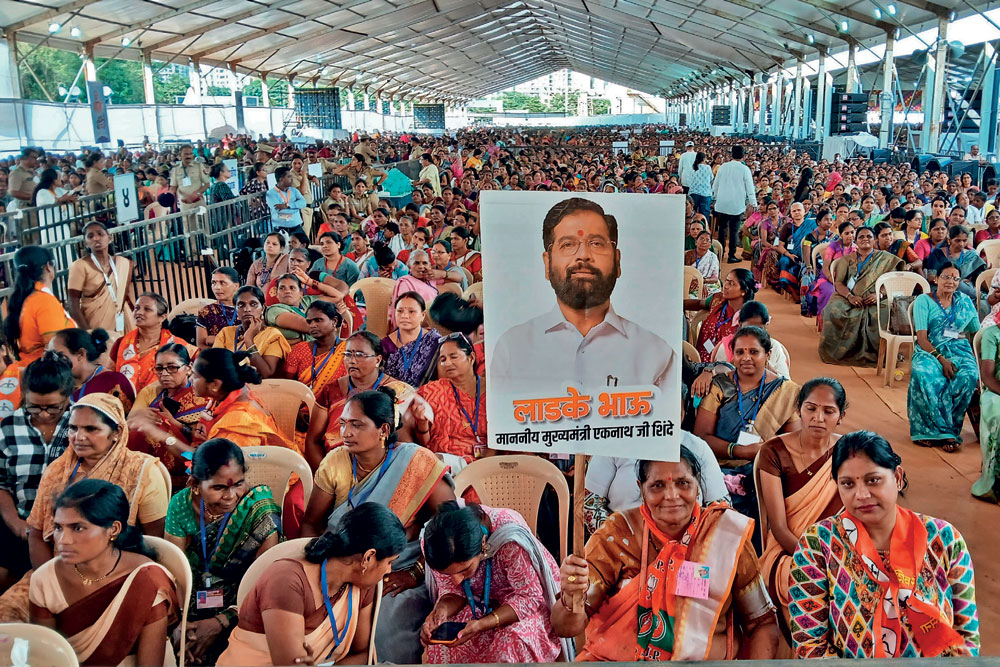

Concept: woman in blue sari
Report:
left=300, top=387, right=455, bottom=664
left=924, top=225, right=985, bottom=300
left=908, top=263, right=980, bottom=452
left=775, top=202, right=816, bottom=301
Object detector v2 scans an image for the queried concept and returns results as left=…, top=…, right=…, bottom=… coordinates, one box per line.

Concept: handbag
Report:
left=888, top=295, right=917, bottom=335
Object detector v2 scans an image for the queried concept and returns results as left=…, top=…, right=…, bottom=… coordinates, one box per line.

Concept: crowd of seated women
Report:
left=0, top=130, right=990, bottom=664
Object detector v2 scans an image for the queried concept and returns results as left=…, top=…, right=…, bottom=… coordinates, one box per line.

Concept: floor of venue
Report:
left=741, top=259, right=999, bottom=654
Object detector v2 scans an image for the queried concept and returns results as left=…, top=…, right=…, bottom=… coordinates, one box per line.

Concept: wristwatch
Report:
left=164, top=436, right=178, bottom=449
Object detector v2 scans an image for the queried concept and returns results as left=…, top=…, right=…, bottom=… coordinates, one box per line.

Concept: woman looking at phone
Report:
left=420, top=502, right=571, bottom=664
left=218, top=502, right=405, bottom=666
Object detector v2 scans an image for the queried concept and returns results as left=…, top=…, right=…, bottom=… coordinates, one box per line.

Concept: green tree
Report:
left=500, top=91, right=546, bottom=112
left=17, top=45, right=81, bottom=101
left=546, top=92, right=580, bottom=114
left=93, top=58, right=143, bottom=104
left=154, top=72, right=190, bottom=104
left=591, top=98, right=611, bottom=115
left=206, top=85, right=230, bottom=97
left=242, top=78, right=289, bottom=107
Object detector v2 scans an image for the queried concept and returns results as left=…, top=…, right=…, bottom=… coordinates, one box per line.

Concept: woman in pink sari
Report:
left=808, top=220, right=856, bottom=317
left=749, top=200, right=783, bottom=285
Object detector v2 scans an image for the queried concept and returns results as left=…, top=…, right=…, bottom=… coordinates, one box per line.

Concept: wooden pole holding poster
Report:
left=571, top=453, right=588, bottom=624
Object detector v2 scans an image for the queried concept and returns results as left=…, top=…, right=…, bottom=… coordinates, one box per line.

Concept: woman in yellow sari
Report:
left=218, top=503, right=406, bottom=666
left=213, top=286, right=290, bottom=379
left=755, top=378, right=846, bottom=641
left=301, top=387, right=454, bottom=664
left=0, top=245, right=75, bottom=417
left=28, top=479, right=178, bottom=667
left=304, top=331, right=414, bottom=470
left=553, top=447, right=779, bottom=662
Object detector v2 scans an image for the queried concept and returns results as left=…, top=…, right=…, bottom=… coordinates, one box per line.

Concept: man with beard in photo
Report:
left=491, top=197, right=676, bottom=392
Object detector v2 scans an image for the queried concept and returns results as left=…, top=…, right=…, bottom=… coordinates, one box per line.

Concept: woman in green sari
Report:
left=301, top=387, right=455, bottom=664
left=165, top=438, right=282, bottom=665
left=976, top=323, right=1000, bottom=502
left=819, top=226, right=904, bottom=366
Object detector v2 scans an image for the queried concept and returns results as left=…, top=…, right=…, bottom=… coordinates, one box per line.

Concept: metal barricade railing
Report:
left=0, top=192, right=272, bottom=311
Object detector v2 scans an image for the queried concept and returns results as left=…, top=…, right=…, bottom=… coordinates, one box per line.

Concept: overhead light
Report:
left=48, top=22, right=61, bottom=33
left=874, top=8, right=882, bottom=19
left=121, top=36, right=131, bottom=46
left=806, top=33, right=815, bottom=44
left=886, top=3, right=897, bottom=15
left=839, top=20, right=850, bottom=32
left=70, top=26, right=81, bottom=38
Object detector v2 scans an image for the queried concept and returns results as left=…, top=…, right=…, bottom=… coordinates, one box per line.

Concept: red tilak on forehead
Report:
left=226, top=478, right=236, bottom=487
left=577, top=229, right=584, bottom=236
left=667, top=475, right=673, bottom=483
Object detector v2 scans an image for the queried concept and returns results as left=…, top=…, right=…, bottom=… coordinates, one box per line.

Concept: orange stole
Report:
left=385, top=445, right=448, bottom=528
left=578, top=504, right=753, bottom=662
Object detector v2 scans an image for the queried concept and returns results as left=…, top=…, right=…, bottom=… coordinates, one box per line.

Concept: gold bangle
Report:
left=491, top=611, right=501, bottom=629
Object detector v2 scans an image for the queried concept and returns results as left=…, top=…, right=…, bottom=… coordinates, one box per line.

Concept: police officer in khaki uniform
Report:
left=169, top=145, right=210, bottom=211
left=255, top=143, right=280, bottom=173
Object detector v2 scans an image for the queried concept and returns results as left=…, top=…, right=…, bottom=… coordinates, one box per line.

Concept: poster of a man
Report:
left=482, top=192, right=684, bottom=461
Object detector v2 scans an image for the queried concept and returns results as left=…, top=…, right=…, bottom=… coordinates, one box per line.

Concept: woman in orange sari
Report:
left=755, top=378, right=846, bottom=642
left=304, top=331, right=414, bottom=469
left=111, top=292, right=196, bottom=394
left=412, top=334, right=488, bottom=473
left=0, top=246, right=75, bottom=417
left=283, top=301, right=348, bottom=397
left=553, top=448, right=779, bottom=662
left=127, top=343, right=210, bottom=491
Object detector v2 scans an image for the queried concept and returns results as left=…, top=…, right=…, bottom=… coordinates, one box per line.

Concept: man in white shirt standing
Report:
left=678, top=141, right=697, bottom=192
left=491, top=197, right=676, bottom=394
left=712, top=144, right=757, bottom=262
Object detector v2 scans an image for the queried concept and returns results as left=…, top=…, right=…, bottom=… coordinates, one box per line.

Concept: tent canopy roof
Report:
left=0, top=0, right=978, bottom=101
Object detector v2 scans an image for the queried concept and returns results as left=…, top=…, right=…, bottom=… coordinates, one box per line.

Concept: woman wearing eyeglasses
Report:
left=304, top=332, right=415, bottom=470
left=429, top=240, right=468, bottom=291
left=127, top=343, right=211, bottom=491
left=413, top=333, right=488, bottom=473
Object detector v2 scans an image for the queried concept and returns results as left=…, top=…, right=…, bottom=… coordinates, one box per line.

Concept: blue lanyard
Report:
left=451, top=377, right=481, bottom=441
left=348, top=445, right=395, bottom=508
left=319, top=561, right=352, bottom=659
left=711, top=302, right=730, bottom=338
left=199, top=497, right=231, bottom=575
left=311, top=341, right=338, bottom=388
left=933, top=295, right=958, bottom=329
left=69, top=460, right=82, bottom=483
left=735, top=374, right=767, bottom=429
left=855, top=252, right=875, bottom=278
left=222, top=303, right=238, bottom=326
left=235, top=328, right=247, bottom=352
left=77, top=365, right=103, bottom=400
left=398, top=328, right=424, bottom=374
left=348, top=372, right=383, bottom=395
left=462, top=558, right=492, bottom=619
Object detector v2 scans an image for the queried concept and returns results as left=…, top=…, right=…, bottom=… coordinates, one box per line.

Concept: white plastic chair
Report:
left=977, top=239, right=1000, bottom=268
left=242, top=445, right=314, bottom=510
left=0, top=623, right=79, bottom=667
left=145, top=536, right=193, bottom=667
left=875, top=272, right=930, bottom=387
left=975, top=267, right=998, bottom=315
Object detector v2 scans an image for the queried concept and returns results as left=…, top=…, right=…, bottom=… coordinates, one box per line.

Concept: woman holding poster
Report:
left=553, top=447, right=779, bottom=660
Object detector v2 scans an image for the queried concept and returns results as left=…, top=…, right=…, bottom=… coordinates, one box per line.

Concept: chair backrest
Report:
left=687, top=308, right=709, bottom=346
left=254, top=378, right=316, bottom=445
left=460, top=266, right=474, bottom=286
left=168, top=297, right=215, bottom=321
left=462, top=282, right=483, bottom=304
left=453, top=455, right=569, bottom=561
left=0, top=623, right=79, bottom=667
left=874, top=271, right=931, bottom=337
left=145, top=536, right=192, bottom=667
left=907, top=299, right=917, bottom=343
left=977, top=239, right=1000, bottom=268
left=243, top=446, right=314, bottom=509
left=154, top=459, right=171, bottom=500
left=682, top=340, right=700, bottom=363
left=683, top=265, right=703, bottom=299
left=711, top=239, right=723, bottom=259
left=349, top=277, right=395, bottom=338
left=236, top=538, right=312, bottom=608
left=973, top=327, right=987, bottom=391
left=811, top=241, right=829, bottom=274
left=975, top=267, right=998, bottom=315
left=892, top=230, right=905, bottom=240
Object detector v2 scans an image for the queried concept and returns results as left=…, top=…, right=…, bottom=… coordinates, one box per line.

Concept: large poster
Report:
left=87, top=81, right=110, bottom=144
left=481, top=191, right=684, bottom=461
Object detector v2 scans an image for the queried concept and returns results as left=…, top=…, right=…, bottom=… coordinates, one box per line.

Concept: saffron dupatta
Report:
left=842, top=507, right=969, bottom=657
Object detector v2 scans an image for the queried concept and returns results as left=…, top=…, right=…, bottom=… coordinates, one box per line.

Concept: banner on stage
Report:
left=480, top=191, right=684, bottom=461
